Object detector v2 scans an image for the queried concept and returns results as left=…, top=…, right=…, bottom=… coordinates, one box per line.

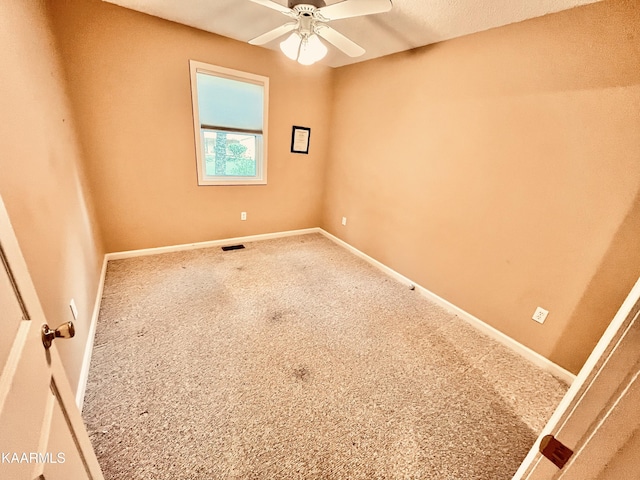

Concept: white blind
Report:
left=196, top=72, right=264, bottom=132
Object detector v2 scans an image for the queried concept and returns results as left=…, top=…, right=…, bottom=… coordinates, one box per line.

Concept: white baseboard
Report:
left=318, top=229, right=576, bottom=385
left=75, top=255, right=108, bottom=411
left=106, top=228, right=321, bottom=261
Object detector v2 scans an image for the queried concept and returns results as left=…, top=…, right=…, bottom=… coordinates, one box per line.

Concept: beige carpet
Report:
left=83, top=233, right=568, bottom=479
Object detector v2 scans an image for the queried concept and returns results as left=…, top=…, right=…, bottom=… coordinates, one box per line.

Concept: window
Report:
left=189, top=60, right=269, bottom=185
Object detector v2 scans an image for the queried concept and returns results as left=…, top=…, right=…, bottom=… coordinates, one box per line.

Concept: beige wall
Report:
left=0, top=1, right=104, bottom=391
left=48, top=0, right=333, bottom=253
left=322, top=0, right=640, bottom=374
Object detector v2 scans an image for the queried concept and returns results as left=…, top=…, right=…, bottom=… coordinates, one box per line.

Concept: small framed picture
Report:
left=291, top=126, right=311, bottom=154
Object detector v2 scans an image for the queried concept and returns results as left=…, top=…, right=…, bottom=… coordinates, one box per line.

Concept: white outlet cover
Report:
left=69, top=298, right=79, bottom=321
left=532, top=307, right=549, bottom=324
left=341, top=217, right=347, bottom=226
left=241, top=212, right=247, bottom=220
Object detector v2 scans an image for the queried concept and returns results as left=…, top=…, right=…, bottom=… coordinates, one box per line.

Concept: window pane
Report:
left=202, top=130, right=258, bottom=177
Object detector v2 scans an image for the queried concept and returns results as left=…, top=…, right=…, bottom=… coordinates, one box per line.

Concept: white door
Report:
left=0, top=196, right=104, bottom=480
left=514, top=277, right=640, bottom=479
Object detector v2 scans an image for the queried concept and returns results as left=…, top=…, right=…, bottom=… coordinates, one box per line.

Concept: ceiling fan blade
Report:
left=316, top=25, right=365, bottom=57
left=317, top=0, right=392, bottom=21
left=249, top=22, right=297, bottom=45
left=248, top=0, right=294, bottom=15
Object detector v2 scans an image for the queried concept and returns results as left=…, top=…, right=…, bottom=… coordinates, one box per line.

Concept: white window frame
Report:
left=189, top=60, right=269, bottom=186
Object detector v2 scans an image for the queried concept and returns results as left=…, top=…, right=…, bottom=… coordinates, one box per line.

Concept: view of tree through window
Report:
left=203, top=131, right=257, bottom=177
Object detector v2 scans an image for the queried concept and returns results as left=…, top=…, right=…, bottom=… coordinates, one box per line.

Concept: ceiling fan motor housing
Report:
left=248, top=0, right=385, bottom=60
left=288, top=0, right=326, bottom=10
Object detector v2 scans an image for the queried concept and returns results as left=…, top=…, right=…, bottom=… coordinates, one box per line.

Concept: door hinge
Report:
left=540, top=434, right=574, bottom=469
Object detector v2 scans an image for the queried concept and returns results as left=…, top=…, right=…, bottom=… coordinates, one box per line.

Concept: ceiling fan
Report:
left=248, top=0, right=393, bottom=65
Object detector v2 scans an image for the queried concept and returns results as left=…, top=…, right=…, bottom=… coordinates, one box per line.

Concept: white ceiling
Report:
left=102, top=0, right=601, bottom=68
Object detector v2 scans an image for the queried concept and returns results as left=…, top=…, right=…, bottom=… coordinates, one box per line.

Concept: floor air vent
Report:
left=221, top=244, right=245, bottom=251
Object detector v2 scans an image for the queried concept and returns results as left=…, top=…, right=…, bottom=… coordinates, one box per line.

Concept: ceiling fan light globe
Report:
left=280, top=32, right=302, bottom=60
left=308, top=33, right=328, bottom=59
left=297, top=53, right=316, bottom=65
left=298, top=34, right=327, bottom=65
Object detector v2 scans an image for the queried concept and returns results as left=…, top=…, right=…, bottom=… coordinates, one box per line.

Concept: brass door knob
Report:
left=41, top=321, right=75, bottom=349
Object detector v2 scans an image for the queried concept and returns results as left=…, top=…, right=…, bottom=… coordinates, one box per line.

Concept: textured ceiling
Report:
left=102, top=0, right=601, bottom=68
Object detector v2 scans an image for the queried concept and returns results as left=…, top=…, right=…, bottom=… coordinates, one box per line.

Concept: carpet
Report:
left=82, top=233, right=567, bottom=479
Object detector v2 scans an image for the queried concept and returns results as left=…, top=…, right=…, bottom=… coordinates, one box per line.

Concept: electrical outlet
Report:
left=341, top=217, right=347, bottom=226
left=241, top=212, right=247, bottom=221
left=69, top=298, right=78, bottom=321
left=532, top=307, right=549, bottom=324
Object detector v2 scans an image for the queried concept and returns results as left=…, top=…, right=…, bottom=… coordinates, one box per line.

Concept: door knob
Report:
left=41, top=321, right=75, bottom=349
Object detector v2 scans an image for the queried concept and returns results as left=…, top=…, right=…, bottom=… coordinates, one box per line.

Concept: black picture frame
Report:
left=291, top=126, right=311, bottom=154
